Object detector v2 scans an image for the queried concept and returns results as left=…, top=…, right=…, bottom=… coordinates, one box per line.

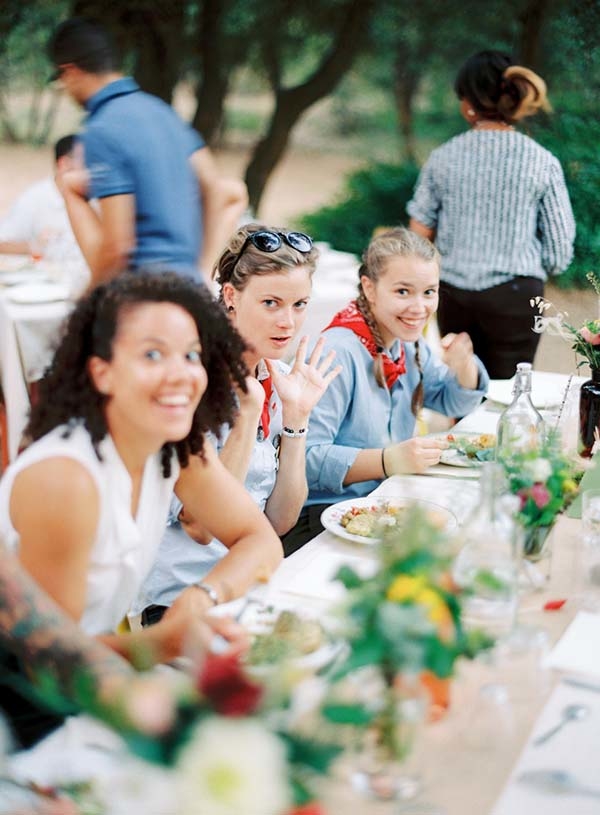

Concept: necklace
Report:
left=473, top=120, right=514, bottom=131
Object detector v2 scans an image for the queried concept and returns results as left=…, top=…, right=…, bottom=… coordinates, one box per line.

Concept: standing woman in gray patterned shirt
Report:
left=408, top=50, right=575, bottom=379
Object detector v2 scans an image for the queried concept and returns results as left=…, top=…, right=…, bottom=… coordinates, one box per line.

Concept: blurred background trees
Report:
left=0, top=0, right=597, bottom=285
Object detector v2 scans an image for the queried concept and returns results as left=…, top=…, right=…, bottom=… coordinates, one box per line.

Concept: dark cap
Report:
left=48, top=17, right=119, bottom=80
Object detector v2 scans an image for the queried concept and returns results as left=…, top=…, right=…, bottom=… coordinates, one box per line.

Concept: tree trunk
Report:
left=73, top=0, right=185, bottom=102
left=393, top=67, right=419, bottom=164
left=517, top=0, right=550, bottom=69
left=191, top=0, right=231, bottom=144
left=245, top=0, right=374, bottom=214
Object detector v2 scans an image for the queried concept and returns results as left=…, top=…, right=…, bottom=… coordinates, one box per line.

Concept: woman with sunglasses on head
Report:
left=281, top=227, right=489, bottom=554
left=136, top=225, right=341, bottom=620
left=0, top=273, right=279, bottom=738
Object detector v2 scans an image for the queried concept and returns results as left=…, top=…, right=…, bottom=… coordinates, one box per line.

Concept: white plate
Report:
left=321, top=496, right=458, bottom=544
left=242, top=605, right=345, bottom=676
left=6, top=282, right=70, bottom=304
left=439, top=433, right=496, bottom=468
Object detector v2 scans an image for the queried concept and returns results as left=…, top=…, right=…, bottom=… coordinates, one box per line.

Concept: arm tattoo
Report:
left=0, top=544, right=132, bottom=708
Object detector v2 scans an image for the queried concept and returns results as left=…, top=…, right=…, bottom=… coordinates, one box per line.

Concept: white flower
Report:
left=176, top=716, right=291, bottom=815
left=524, top=458, right=553, bottom=482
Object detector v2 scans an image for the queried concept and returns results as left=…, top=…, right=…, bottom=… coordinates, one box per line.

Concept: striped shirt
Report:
left=407, top=130, right=575, bottom=290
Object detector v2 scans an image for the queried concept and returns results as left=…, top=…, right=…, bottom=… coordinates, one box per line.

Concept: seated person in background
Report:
left=0, top=135, right=90, bottom=293
left=0, top=271, right=282, bottom=745
left=0, top=539, right=244, bottom=750
left=281, top=227, right=489, bottom=554
left=136, top=225, right=341, bottom=623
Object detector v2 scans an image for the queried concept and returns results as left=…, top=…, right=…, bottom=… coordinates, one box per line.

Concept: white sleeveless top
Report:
left=0, top=422, right=179, bottom=635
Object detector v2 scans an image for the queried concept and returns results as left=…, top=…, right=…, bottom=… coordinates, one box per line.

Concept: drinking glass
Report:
left=581, top=489, right=600, bottom=610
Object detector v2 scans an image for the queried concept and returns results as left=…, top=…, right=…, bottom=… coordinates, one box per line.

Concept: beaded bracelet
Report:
left=282, top=426, right=307, bottom=438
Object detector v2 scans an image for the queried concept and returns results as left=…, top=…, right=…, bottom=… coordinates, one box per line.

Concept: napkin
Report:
left=543, top=610, right=600, bottom=677
left=491, top=682, right=600, bottom=815
left=567, top=451, right=600, bottom=519
left=283, top=550, right=376, bottom=601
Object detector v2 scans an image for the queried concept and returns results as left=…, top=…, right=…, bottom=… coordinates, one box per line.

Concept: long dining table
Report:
left=5, top=365, right=593, bottom=813
left=251, top=373, right=593, bottom=815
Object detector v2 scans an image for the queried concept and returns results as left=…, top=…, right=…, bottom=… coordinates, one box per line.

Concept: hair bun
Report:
left=502, top=65, right=552, bottom=119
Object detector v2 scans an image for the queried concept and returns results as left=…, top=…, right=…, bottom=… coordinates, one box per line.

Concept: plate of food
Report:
left=321, top=496, right=457, bottom=545
left=440, top=433, right=496, bottom=467
left=243, top=607, right=345, bottom=676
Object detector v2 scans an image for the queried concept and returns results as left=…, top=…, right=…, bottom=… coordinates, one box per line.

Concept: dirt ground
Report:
left=0, top=142, right=593, bottom=377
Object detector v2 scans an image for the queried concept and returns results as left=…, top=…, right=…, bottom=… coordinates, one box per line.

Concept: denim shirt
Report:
left=133, top=361, right=287, bottom=610
left=305, top=327, right=489, bottom=505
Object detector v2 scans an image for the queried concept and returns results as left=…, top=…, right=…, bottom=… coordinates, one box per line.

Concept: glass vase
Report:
left=349, top=677, right=426, bottom=802
left=579, top=369, right=600, bottom=458
left=521, top=524, right=554, bottom=585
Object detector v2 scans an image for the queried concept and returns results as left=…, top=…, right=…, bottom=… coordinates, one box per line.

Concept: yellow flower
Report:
left=562, top=478, right=578, bottom=494
left=387, top=574, right=426, bottom=603
left=387, top=575, right=451, bottom=627
left=417, top=588, right=452, bottom=626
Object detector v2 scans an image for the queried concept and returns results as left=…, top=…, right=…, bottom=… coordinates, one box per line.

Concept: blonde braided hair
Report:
left=358, top=227, right=439, bottom=415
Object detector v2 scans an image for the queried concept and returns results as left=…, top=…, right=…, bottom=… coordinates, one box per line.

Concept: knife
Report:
left=563, top=677, right=600, bottom=693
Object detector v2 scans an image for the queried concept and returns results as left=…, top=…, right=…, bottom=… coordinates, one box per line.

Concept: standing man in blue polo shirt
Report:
left=48, top=17, right=247, bottom=287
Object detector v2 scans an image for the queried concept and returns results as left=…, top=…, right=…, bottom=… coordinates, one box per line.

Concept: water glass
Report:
left=581, top=489, right=600, bottom=610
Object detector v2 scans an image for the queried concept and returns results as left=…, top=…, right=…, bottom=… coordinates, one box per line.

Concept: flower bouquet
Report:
left=497, top=436, right=581, bottom=560
left=327, top=504, right=492, bottom=798
left=532, top=273, right=600, bottom=456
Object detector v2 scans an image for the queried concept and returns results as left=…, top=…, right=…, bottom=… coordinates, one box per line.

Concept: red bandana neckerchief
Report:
left=259, top=375, right=273, bottom=439
left=325, top=300, right=406, bottom=388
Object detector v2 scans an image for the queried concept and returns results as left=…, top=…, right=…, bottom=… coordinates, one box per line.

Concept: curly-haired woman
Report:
left=0, top=272, right=281, bottom=667
left=408, top=50, right=575, bottom=379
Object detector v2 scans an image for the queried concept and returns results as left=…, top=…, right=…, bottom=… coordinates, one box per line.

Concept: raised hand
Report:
left=440, top=331, right=479, bottom=389
left=266, top=336, right=342, bottom=424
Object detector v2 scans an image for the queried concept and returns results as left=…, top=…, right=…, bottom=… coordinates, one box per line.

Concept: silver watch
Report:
left=194, top=581, right=219, bottom=606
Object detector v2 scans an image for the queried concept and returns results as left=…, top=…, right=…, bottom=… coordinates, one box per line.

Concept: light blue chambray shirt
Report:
left=133, top=361, right=286, bottom=611
left=305, top=326, right=489, bottom=505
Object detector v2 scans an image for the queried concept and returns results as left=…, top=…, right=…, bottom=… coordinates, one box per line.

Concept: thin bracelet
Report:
left=194, top=581, right=219, bottom=606
left=381, top=448, right=389, bottom=478
left=282, top=426, right=307, bottom=438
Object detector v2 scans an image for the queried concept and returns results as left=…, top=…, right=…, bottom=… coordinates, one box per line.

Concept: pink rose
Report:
left=580, top=326, right=600, bottom=345
left=530, top=482, right=551, bottom=509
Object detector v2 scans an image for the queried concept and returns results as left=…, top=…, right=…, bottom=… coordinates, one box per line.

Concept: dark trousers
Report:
left=280, top=504, right=332, bottom=557
left=438, top=277, right=544, bottom=380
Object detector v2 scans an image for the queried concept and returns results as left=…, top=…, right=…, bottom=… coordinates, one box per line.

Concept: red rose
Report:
left=197, top=652, right=263, bottom=716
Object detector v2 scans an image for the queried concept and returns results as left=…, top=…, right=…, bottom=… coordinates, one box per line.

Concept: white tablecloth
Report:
left=0, top=267, right=71, bottom=461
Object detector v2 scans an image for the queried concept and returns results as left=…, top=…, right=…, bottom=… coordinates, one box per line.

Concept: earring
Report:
left=467, top=108, right=476, bottom=117
left=227, top=305, right=235, bottom=313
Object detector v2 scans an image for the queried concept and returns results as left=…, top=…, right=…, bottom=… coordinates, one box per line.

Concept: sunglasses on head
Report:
left=230, top=230, right=313, bottom=275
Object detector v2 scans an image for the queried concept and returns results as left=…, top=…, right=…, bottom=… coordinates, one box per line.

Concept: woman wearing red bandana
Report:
left=137, top=224, right=341, bottom=620
left=281, top=227, right=489, bottom=554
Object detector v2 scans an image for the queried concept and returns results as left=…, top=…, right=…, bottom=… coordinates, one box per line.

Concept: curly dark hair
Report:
left=27, top=272, right=249, bottom=477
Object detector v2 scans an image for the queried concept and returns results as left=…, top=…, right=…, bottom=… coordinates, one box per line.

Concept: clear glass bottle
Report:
left=496, top=362, right=545, bottom=460
left=452, top=463, right=519, bottom=639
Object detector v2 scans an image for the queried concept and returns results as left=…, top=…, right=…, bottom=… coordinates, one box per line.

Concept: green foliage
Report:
left=531, top=108, right=600, bottom=289
left=299, top=162, right=420, bottom=256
